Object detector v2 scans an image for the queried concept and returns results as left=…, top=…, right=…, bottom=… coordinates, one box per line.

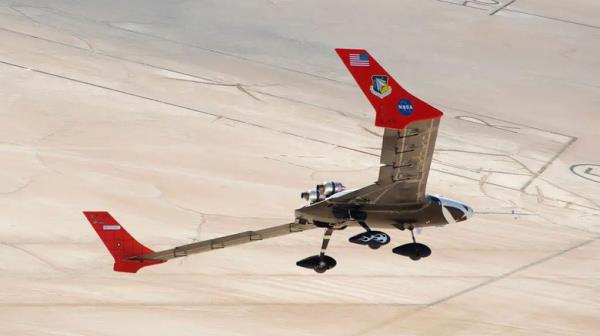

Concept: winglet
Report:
left=84, top=211, right=165, bottom=273
left=335, top=48, right=443, bottom=130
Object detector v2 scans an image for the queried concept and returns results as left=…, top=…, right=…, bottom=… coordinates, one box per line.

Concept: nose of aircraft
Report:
left=433, top=195, right=474, bottom=224
left=463, top=205, right=474, bottom=220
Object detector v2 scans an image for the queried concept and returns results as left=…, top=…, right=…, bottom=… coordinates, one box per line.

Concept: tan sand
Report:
left=0, top=1, right=598, bottom=335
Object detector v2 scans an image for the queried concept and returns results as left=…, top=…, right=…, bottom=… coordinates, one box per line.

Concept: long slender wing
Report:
left=84, top=211, right=315, bottom=272
left=374, top=118, right=440, bottom=203
left=331, top=49, right=443, bottom=205
left=133, top=222, right=315, bottom=262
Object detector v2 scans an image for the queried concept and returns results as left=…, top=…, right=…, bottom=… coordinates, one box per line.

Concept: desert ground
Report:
left=0, top=1, right=599, bottom=335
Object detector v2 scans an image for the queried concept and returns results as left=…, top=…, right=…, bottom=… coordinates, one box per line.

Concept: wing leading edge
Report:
left=137, top=221, right=315, bottom=261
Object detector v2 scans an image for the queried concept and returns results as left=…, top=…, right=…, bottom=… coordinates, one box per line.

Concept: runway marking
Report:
left=352, top=235, right=599, bottom=335
left=456, top=115, right=520, bottom=133
left=1, top=58, right=596, bottom=214
left=0, top=302, right=426, bottom=308
left=0, top=16, right=595, bottom=214
left=7, top=4, right=96, bottom=53
left=489, top=0, right=516, bottom=16
left=425, top=238, right=598, bottom=306
left=0, top=59, right=372, bottom=159
left=535, top=185, right=545, bottom=203
left=0, top=24, right=350, bottom=117
left=437, top=107, right=594, bottom=212
left=434, top=0, right=600, bottom=31
left=435, top=0, right=514, bottom=15
left=0, top=5, right=598, bottom=327
left=0, top=243, right=64, bottom=273
left=571, top=164, right=600, bottom=184
left=520, top=135, right=577, bottom=192
left=449, top=110, right=578, bottom=193
left=435, top=0, right=516, bottom=16
left=504, top=8, right=600, bottom=31
left=3, top=3, right=346, bottom=84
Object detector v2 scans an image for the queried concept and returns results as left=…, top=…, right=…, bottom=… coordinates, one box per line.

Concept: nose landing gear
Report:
left=392, top=227, right=431, bottom=261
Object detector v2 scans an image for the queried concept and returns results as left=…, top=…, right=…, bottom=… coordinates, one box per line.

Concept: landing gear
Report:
left=296, top=254, right=337, bottom=273
left=296, top=228, right=337, bottom=273
left=348, top=210, right=390, bottom=249
left=392, top=227, right=431, bottom=261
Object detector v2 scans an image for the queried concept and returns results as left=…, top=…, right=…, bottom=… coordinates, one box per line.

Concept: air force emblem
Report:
left=370, top=75, right=392, bottom=99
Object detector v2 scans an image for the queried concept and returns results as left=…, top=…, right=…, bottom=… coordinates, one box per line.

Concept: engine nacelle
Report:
left=322, top=181, right=345, bottom=197
left=301, top=181, right=346, bottom=204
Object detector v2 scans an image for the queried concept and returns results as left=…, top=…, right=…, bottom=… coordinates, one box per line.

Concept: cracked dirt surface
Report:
left=0, top=0, right=599, bottom=335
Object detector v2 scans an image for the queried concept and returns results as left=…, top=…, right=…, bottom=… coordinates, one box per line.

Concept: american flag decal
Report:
left=349, top=53, right=369, bottom=67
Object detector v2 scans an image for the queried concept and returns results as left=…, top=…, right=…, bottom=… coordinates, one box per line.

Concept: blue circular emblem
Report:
left=397, top=99, right=413, bottom=116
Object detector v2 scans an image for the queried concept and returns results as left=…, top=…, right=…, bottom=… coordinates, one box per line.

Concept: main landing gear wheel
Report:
left=297, top=255, right=337, bottom=273
left=392, top=243, right=431, bottom=260
left=392, top=227, right=432, bottom=261
left=296, top=228, right=337, bottom=273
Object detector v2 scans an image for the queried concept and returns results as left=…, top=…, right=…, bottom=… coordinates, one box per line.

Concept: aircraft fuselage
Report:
left=294, top=194, right=473, bottom=230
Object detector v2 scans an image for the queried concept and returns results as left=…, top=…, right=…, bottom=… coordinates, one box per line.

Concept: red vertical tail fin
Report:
left=84, top=211, right=164, bottom=273
left=335, top=48, right=443, bottom=130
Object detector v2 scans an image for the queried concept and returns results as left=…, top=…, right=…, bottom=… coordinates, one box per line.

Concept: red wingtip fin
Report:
left=84, top=211, right=164, bottom=273
left=335, top=48, right=443, bottom=130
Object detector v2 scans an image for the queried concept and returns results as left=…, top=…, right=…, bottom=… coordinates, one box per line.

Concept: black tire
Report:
left=410, top=254, right=421, bottom=261
left=314, top=265, right=328, bottom=273
left=368, top=243, right=381, bottom=250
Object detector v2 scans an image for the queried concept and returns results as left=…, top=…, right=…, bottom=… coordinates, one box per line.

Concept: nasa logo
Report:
left=397, top=98, right=413, bottom=116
